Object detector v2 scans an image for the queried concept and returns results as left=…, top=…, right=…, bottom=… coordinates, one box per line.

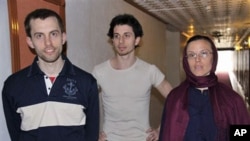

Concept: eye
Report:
left=201, top=51, right=208, bottom=56
left=124, top=33, right=131, bottom=38
left=113, top=34, right=120, bottom=39
left=34, top=33, right=44, bottom=39
left=187, top=53, right=196, bottom=58
left=52, top=32, right=57, bottom=36
left=200, top=50, right=211, bottom=58
left=50, top=31, right=59, bottom=38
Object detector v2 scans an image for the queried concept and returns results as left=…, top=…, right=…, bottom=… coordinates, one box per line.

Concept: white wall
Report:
left=66, top=0, right=116, bottom=72
left=166, top=31, right=181, bottom=87
left=0, top=0, right=12, bottom=141
left=217, top=50, right=234, bottom=72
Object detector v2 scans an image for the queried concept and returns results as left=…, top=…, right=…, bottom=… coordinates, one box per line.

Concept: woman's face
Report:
left=186, top=39, right=213, bottom=76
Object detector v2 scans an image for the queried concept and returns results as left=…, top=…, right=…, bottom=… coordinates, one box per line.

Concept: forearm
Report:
left=86, top=82, right=100, bottom=141
left=2, top=90, right=21, bottom=141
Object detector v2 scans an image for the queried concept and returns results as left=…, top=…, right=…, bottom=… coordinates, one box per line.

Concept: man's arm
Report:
left=146, top=79, right=172, bottom=141
left=155, top=79, right=173, bottom=98
left=85, top=79, right=100, bottom=141
left=2, top=82, right=22, bottom=141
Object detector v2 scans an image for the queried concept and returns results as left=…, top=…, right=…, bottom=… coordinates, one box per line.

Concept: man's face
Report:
left=112, top=25, right=140, bottom=56
left=26, top=16, right=66, bottom=63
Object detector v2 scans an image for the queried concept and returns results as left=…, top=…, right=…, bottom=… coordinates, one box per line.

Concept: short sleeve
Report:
left=150, top=65, right=165, bottom=87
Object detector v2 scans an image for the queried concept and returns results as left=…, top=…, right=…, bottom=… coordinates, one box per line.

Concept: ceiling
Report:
left=125, top=0, right=250, bottom=49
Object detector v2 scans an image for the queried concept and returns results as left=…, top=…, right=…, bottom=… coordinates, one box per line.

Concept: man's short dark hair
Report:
left=24, top=8, right=64, bottom=37
left=107, top=14, right=143, bottom=39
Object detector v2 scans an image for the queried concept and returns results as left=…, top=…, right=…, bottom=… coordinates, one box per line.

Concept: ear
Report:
left=62, top=32, right=67, bottom=45
left=135, top=37, right=141, bottom=46
left=26, top=37, right=35, bottom=49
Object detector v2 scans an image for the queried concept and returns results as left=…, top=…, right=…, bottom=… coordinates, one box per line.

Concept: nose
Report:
left=118, top=36, right=125, bottom=43
left=45, top=36, right=52, bottom=46
left=195, top=54, right=201, bottom=61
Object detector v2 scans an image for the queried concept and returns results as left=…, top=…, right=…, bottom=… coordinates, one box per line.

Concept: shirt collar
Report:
left=27, top=55, right=76, bottom=77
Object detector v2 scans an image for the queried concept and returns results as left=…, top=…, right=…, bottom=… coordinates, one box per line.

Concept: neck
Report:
left=110, top=55, right=137, bottom=70
left=37, top=58, right=64, bottom=77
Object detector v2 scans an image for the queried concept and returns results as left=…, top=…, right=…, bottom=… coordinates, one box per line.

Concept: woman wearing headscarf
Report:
left=159, top=35, right=250, bottom=141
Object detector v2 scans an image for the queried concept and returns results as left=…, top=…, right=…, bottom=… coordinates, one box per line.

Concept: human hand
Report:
left=98, top=131, right=107, bottom=141
left=146, top=128, right=159, bottom=141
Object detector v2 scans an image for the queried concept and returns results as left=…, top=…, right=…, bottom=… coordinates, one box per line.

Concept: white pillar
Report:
left=0, top=0, right=12, bottom=140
